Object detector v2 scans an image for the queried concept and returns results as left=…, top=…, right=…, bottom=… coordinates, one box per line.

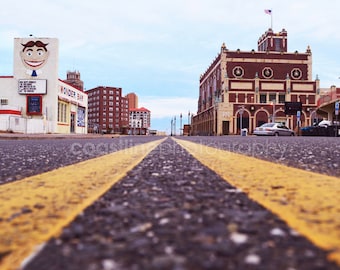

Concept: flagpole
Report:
left=264, top=9, right=273, bottom=29
left=271, top=9, right=273, bottom=29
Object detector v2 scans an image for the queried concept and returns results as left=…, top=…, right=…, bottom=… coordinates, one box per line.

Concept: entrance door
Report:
left=222, top=121, right=229, bottom=135
left=70, top=112, right=75, bottom=133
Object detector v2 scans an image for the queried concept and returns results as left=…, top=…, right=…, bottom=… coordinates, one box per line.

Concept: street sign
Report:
left=285, top=102, right=302, bottom=115
left=335, top=101, right=339, bottom=116
left=297, top=110, right=301, bottom=120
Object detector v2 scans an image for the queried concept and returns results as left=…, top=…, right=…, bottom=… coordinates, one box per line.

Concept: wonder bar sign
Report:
left=18, top=79, right=47, bottom=94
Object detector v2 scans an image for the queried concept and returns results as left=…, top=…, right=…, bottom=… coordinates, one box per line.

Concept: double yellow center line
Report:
left=0, top=138, right=165, bottom=270
left=174, top=138, right=340, bottom=266
left=0, top=137, right=339, bottom=269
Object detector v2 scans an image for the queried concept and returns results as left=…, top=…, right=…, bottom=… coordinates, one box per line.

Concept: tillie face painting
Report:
left=20, top=40, right=50, bottom=77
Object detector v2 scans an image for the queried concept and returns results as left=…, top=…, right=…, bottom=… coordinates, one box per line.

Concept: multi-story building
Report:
left=191, top=28, right=321, bottom=135
left=87, top=86, right=129, bottom=134
left=63, top=70, right=84, bottom=91
left=129, top=107, right=151, bottom=135
left=126, top=92, right=138, bottom=110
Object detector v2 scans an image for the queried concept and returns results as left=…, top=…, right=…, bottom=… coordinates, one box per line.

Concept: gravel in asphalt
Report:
left=0, top=136, right=161, bottom=184
left=22, top=138, right=340, bottom=270
left=180, top=136, right=340, bottom=177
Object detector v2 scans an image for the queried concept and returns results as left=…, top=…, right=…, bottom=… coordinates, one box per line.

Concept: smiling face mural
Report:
left=20, top=40, right=50, bottom=77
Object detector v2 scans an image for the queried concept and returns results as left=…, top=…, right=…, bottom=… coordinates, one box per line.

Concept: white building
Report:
left=0, top=37, right=87, bottom=134
left=129, top=107, right=151, bottom=135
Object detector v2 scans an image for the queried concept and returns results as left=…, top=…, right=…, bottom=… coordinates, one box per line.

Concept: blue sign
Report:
left=336, top=101, right=339, bottom=116
left=297, top=110, right=301, bottom=120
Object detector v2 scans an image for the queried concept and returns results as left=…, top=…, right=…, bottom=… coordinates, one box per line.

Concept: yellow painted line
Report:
left=174, top=138, right=340, bottom=266
left=0, top=138, right=165, bottom=270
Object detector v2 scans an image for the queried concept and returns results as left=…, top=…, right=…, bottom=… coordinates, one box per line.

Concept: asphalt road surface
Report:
left=0, top=136, right=160, bottom=184
left=0, top=135, right=339, bottom=270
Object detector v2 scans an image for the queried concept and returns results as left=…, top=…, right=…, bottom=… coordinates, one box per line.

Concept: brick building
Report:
left=126, top=92, right=139, bottom=110
left=87, top=86, right=129, bottom=134
left=191, top=28, right=321, bottom=135
left=129, top=107, right=151, bottom=135
left=63, top=70, right=84, bottom=91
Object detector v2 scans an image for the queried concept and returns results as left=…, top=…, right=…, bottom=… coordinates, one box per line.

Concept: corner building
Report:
left=0, top=38, right=87, bottom=134
left=192, top=28, right=320, bottom=135
left=129, top=107, right=151, bottom=135
left=87, top=86, right=129, bottom=134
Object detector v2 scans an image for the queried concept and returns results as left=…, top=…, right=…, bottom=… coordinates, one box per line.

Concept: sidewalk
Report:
left=0, top=132, right=121, bottom=140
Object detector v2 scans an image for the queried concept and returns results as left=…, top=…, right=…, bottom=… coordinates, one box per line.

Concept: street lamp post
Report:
left=239, top=105, right=244, bottom=135
left=271, top=100, right=276, bottom=122
left=170, top=118, right=173, bottom=136
left=174, top=116, right=176, bottom=136
left=180, top=113, right=182, bottom=136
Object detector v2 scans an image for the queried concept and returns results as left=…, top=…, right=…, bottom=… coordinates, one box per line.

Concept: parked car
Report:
left=253, top=123, right=295, bottom=136
left=301, top=120, right=340, bottom=136
left=317, top=120, right=332, bottom=127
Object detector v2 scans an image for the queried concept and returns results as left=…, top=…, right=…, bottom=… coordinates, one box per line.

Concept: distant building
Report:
left=192, top=28, right=321, bottom=135
left=86, top=86, right=129, bottom=134
left=129, top=107, right=151, bottom=135
left=0, top=37, right=87, bottom=134
left=317, top=86, right=340, bottom=121
left=183, top=124, right=191, bottom=136
left=63, top=70, right=84, bottom=91
left=126, top=92, right=138, bottom=110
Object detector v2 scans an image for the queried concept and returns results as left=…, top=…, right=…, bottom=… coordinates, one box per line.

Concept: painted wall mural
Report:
left=20, top=40, right=50, bottom=77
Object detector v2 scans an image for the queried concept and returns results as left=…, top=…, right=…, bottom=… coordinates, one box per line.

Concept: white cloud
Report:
left=139, top=96, right=197, bottom=119
left=1, top=0, right=340, bottom=130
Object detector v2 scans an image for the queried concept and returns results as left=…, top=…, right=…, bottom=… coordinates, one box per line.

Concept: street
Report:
left=0, top=135, right=339, bottom=270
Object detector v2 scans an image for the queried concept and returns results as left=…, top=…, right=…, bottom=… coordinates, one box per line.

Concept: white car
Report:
left=317, top=120, right=332, bottom=127
left=253, top=123, right=295, bottom=136
left=317, top=120, right=340, bottom=126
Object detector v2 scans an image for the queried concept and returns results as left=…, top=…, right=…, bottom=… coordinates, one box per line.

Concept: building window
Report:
left=0, top=98, right=8, bottom=105
left=58, top=101, right=68, bottom=122
left=260, top=94, right=267, bottom=103
left=262, top=67, right=273, bottom=79
left=308, top=95, right=315, bottom=104
left=238, top=93, right=245, bottom=103
left=269, top=93, right=276, bottom=103
left=279, top=94, right=285, bottom=104
left=232, top=66, right=244, bottom=78
left=229, top=93, right=236, bottom=102
left=291, top=68, right=302, bottom=80
left=275, top=39, right=281, bottom=51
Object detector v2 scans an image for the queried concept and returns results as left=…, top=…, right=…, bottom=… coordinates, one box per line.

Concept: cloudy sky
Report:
left=1, top=0, right=340, bottom=133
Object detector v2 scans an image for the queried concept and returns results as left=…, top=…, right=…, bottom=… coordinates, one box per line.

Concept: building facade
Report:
left=317, top=86, right=340, bottom=121
left=129, top=107, right=151, bottom=135
left=192, top=28, right=321, bottom=135
left=0, top=38, right=87, bottom=134
left=64, top=70, right=84, bottom=91
left=87, top=86, right=129, bottom=134
left=126, top=92, right=139, bottom=110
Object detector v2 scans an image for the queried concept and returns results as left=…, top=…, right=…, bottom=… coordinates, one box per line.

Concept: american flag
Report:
left=264, top=9, right=272, bottom=15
